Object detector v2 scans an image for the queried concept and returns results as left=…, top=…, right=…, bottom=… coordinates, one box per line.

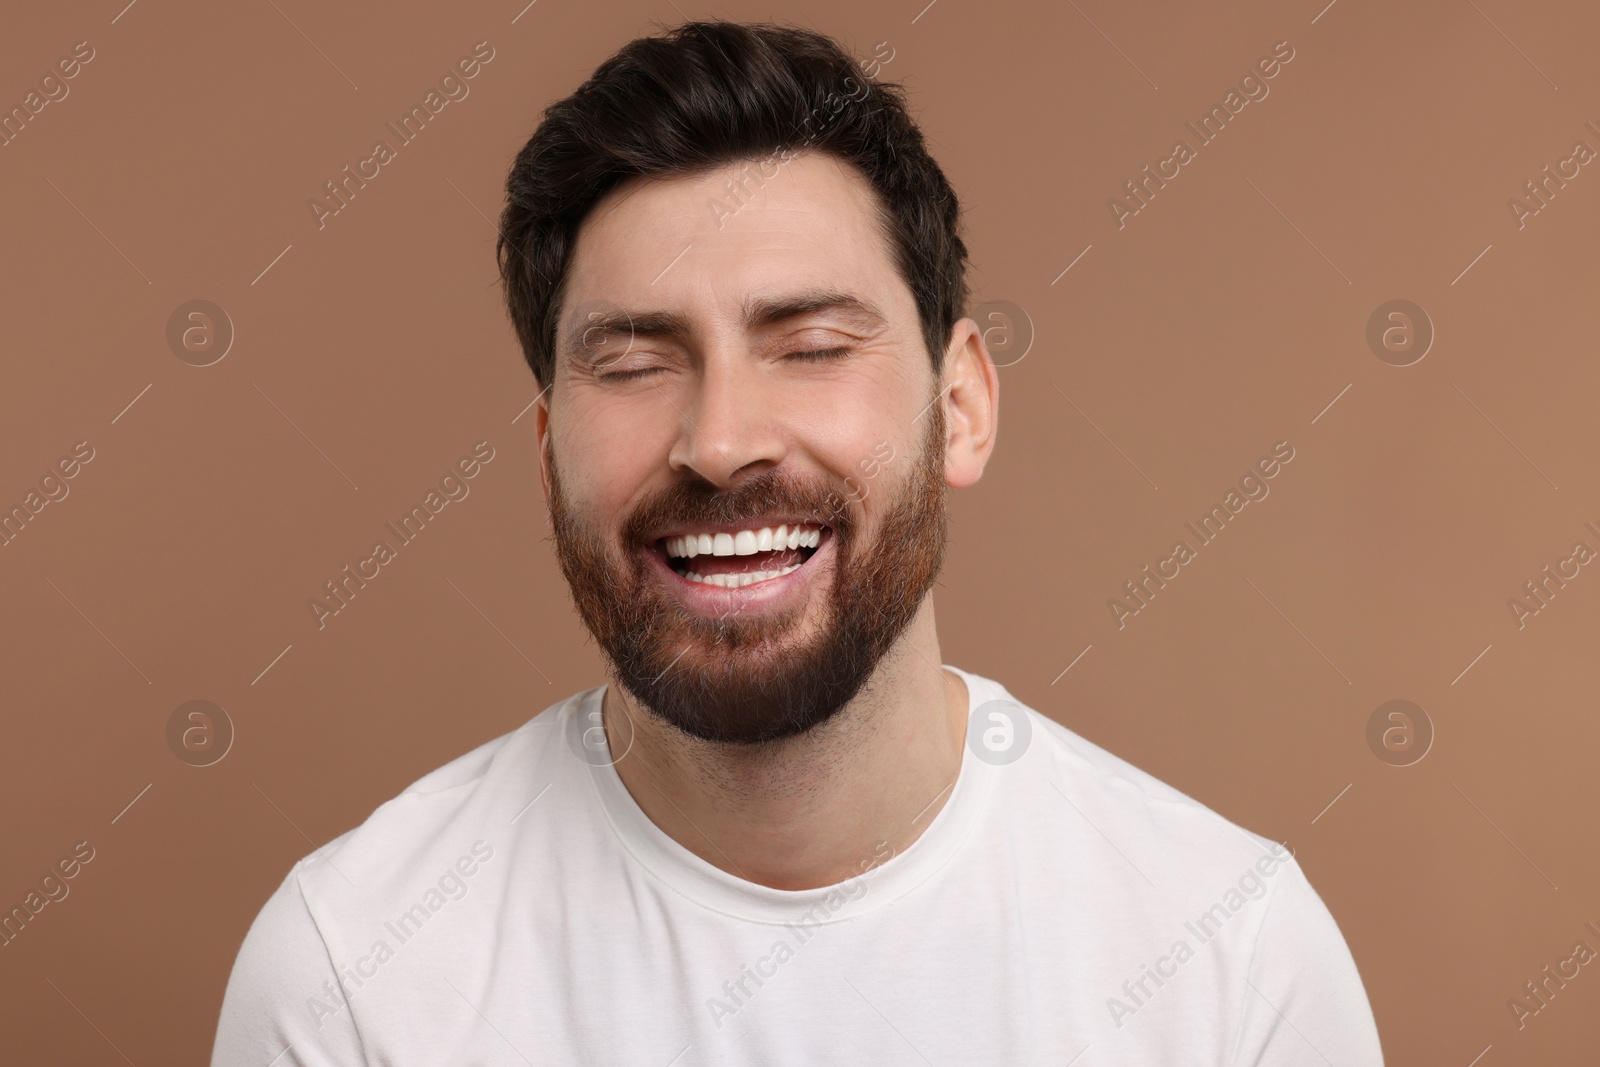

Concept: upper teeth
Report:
left=665, top=525, right=821, bottom=559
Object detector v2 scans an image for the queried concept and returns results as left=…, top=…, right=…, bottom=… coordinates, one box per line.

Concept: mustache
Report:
left=622, top=468, right=858, bottom=546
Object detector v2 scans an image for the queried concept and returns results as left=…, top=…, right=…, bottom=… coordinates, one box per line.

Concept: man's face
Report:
left=539, top=151, right=951, bottom=745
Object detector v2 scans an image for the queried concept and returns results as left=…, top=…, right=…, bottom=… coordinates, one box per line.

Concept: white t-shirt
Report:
left=212, top=666, right=1383, bottom=1065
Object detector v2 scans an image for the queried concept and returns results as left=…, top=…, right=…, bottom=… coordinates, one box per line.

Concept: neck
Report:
left=600, top=597, right=968, bottom=890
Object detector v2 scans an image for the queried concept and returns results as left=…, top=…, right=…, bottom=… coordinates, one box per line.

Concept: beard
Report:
left=547, top=401, right=948, bottom=746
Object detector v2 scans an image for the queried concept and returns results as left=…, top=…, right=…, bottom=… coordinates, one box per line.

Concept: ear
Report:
left=533, top=383, right=554, bottom=529
left=938, top=318, right=999, bottom=489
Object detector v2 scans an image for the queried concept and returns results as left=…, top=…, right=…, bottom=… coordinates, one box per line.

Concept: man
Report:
left=213, top=20, right=1383, bottom=1065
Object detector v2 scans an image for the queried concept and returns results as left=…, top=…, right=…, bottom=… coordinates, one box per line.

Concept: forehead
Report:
left=558, top=151, right=909, bottom=336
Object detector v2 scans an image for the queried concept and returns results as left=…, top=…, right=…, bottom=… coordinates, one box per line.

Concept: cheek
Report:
left=801, top=380, right=922, bottom=474
left=555, top=409, right=664, bottom=521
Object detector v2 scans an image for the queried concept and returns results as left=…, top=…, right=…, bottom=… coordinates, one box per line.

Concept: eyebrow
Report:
left=559, top=288, right=888, bottom=362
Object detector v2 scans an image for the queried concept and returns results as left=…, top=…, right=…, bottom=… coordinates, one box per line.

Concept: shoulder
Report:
left=954, top=665, right=1284, bottom=878
left=212, top=689, right=596, bottom=1061
left=211, top=860, right=366, bottom=1063
left=251, top=688, right=592, bottom=949
left=339, top=687, right=588, bottom=863
left=953, top=671, right=1280, bottom=857
left=1038, top=709, right=1277, bottom=856
left=953, top=668, right=1381, bottom=1059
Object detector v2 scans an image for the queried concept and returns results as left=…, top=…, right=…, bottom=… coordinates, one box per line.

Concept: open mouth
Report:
left=655, top=523, right=828, bottom=589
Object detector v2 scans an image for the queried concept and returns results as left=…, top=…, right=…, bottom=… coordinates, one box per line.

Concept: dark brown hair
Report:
left=496, top=19, right=970, bottom=391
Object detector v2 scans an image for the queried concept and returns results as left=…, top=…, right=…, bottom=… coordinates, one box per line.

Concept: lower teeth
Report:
left=682, top=563, right=802, bottom=588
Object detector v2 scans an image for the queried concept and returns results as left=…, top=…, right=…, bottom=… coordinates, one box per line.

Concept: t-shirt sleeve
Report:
left=210, top=865, right=369, bottom=1067
left=1231, top=857, right=1384, bottom=1066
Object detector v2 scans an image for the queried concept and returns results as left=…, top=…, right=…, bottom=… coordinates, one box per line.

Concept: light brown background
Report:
left=2, top=0, right=1597, bottom=1063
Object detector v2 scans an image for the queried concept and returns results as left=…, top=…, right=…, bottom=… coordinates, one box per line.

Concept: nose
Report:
left=666, top=345, right=786, bottom=488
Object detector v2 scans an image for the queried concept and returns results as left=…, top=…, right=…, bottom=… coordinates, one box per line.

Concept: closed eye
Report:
left=598, top=347, right=850, bottom=380
left=597, top=366, right=662, bottom=382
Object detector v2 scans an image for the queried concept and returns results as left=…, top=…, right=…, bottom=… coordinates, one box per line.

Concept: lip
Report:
left=643, top=525, right=835, bottom=614
left=647, top=517, right=832, bottom=541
